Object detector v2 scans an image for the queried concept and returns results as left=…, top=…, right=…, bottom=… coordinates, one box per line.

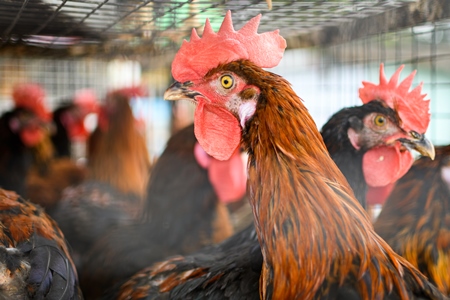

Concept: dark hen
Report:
left=80, top=124, right=245, bottom=299
left=375, top=145, right=450, bottom=295
left=0, top=83, right=51, bottom=197
left=0, top=189, right=81, bottom=299
left=321, top=100, right=433, bottom=209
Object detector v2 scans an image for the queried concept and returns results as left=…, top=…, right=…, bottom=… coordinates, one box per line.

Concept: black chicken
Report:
left=0, top=83, right=51, bottom=197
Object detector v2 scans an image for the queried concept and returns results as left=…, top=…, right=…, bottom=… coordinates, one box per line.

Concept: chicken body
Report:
left=79, top=124, right=242, bottom=299
left=25, top=103, right=89, bottom=212
left=52, top=93, right=151, bottom=270
left=375, top=145, right=450, bottom=295
left=114, top=60, right=444, bottom=299
left=0, top=189, right=81, bottom=299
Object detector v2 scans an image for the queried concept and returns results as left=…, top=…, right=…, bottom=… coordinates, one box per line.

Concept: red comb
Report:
left=359, top=63, right=430, bottom=133
left=74, top=89, right=99, bottom=114
left=12, top=83, right=51, bottom=121
left=172, top=10, right=287, bottom=83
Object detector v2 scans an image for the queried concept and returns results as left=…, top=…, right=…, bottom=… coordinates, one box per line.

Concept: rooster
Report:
left=52, top=87, right=151, bottom=270
left=374, top=145, right=450, bottom=295
left=322, top=64, right=434, bottom=209
left=79, top=124, right=247, bottom=299
left=114, top=12, right=446, bottom=300
left=0, top=188, right=81, bottom=299
left=0, top=83, right=52, bottom=197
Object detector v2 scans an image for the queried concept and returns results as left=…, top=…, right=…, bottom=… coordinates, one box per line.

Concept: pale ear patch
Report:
left=194, top=101, right=241, bottom=161
left=363, top=145, right=414, bottom=186
left=347, top=128, right=361, bottom=150
left=440, top=165, right=450, bottom=186
left=238, top=100, right=256, bottom=129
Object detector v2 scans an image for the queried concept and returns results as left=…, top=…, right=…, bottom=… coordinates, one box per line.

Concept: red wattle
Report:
left=194, top=100, right=241, bottom=161
left=208, top=148, right=247, bottom=203
left=20, top=128, right=45, bottom=147
left=363, top=145, right=414, bottom=187
left=366, top=182, right=396, bottom=206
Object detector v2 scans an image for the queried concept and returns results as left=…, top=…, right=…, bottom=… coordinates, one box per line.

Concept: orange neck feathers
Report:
left=240, top=63, right=421, bottom=299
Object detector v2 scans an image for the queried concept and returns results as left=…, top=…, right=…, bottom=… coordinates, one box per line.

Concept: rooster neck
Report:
left=240, top=75, right=408, bottom=299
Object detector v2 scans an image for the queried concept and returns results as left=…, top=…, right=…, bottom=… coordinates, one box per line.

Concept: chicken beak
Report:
left=164, top=81, right=201, bottom=102
left=399, top=135, right=435, bottom=160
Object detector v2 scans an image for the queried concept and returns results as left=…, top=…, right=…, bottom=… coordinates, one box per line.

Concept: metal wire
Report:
left=1, top=0, right=447, bottom=57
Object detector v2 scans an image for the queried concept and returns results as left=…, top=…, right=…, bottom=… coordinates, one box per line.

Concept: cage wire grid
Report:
left=0, top=0, right=449, bottom=149
left=0, top=0, right=448, bottom=58
left=271, top=21, right=450, bottom=145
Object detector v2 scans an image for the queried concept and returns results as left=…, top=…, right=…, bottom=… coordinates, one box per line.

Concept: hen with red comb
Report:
left=0, top=83, right=52, bottom=196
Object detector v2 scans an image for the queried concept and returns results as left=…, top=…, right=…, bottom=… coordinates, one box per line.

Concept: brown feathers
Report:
left=375, top=145, right=450, bottom=295
left=228, top=60, right=437, bottom=299
left=87, top=93, right=150, bottom=200
left=26, top=158, right=87, bottom=210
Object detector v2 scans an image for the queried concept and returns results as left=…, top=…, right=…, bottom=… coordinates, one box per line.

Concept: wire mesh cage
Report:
left=272, top=20, right=450, bottom=145
left=0, top=0, right=449, bottom=153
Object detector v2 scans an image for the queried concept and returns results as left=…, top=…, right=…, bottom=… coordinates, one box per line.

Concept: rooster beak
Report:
left=164, top=81, right=201, bottom=102
left=399, top=134, right=435, bottom=160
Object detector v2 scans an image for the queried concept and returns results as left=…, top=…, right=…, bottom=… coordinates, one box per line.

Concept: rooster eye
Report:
left=220, top=75, right=234, bottom=89
left=410, top=131, right=420, bottom=139
left=374, top=115, right=386, bottom=127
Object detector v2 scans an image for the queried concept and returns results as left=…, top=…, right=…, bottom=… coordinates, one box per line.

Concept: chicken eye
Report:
left=220, top=75, right=234, bottom=89
left=410, top=131, right=420, bottom=139
left=374, top=115, right=386, bottom=127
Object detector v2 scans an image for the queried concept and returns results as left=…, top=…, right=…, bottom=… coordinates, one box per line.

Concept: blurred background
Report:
left=1, top=0, right=448, bottom=160
left=0, top=2, right=449, bottom=298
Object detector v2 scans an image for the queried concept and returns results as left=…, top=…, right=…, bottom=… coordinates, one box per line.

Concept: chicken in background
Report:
left=51, top=86, right=151, bottom=270
left=25, top=89, right=98, bottom=212
left=79, top=124, right=247, bottom=299
left=322, top=64, right=434, bottom=211
left=374, top=145, right=450, bottom=295
left=114, top=12, right=445, bottom=300
left=0, top=188, right=82, bottom=299
left=0, top=83, right=52, bottom=197
left=51, top=89, right=99, bottom=159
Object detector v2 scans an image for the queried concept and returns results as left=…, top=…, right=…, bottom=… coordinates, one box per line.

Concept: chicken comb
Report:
left=74, top=89, right=99, bottom=114
left=359, top=63, right=430, bottom=133
left=172, top=10, right=287, bottom=83
left=12, top=83, right=51, bottom=121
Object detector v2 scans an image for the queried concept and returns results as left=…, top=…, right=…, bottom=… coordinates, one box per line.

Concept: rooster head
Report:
left=165, top=11, right=286, bottom=160
left=356, top=64, right=434, bottom=186
left=11, top=83, right=52, bottom=147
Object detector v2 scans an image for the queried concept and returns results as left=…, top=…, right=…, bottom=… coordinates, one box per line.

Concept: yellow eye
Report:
left=374, top=115, right=386, bottom=127
left=220, top=75, right=234, bottom=89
